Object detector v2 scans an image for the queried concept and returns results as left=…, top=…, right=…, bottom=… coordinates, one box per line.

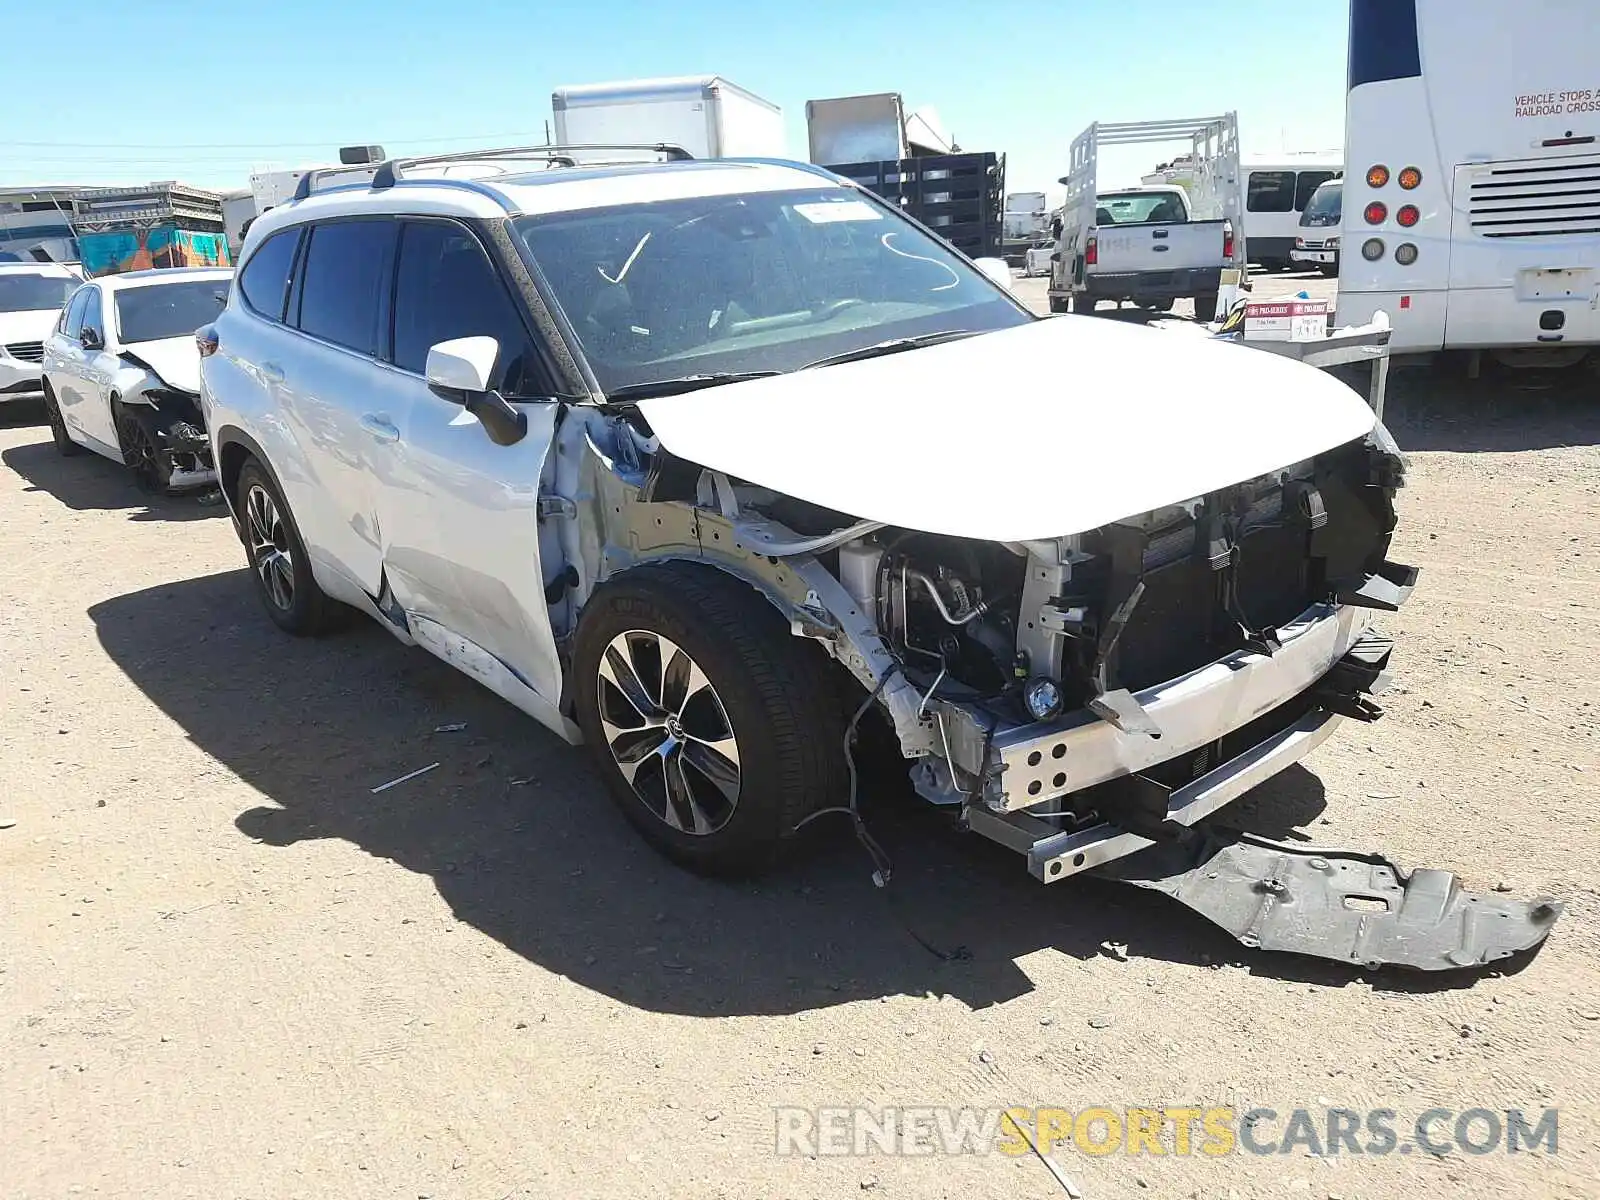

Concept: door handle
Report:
left=360, top=414, right=400, bottom=443
left=260, top=361, right=285, bottom=384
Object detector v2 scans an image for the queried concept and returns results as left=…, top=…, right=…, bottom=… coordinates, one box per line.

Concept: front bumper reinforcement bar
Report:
left=1097, top=830, right=1564, bottom=971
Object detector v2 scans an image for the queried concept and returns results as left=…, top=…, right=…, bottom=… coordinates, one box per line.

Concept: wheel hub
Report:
left=595, top=630, right=741, bottom=837
left=246, top=484, right=295, bottom=613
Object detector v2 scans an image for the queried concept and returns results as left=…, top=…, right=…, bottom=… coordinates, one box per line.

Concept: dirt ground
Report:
left=3, top=277, right=1598, bottom=1199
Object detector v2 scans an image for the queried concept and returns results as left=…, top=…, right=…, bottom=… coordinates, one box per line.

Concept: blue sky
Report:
left=2, top=0, right=1350, bottom=198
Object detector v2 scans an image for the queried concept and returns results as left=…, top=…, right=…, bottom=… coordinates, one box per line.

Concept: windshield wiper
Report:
left=599, top=371, right=782, bottom=404
left=799, top=329, right=978, bottom=371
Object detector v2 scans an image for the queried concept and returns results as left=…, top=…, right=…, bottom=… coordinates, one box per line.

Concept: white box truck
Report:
left=551, top=76, right=786, bottom=160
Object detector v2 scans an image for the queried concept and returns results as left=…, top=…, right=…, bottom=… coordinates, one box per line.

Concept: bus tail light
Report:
left=1362, top=238, right=1387, bottom=261
left=1222, top=221, right=1235, bottom=259
left=1366, top=165, right=1391, bottom=188
left=1398, top=167, right=1422, bottom=190
left=1364, top=201, right=1388, bottom=225
left=1397, top=205, right=1421, bottom=227
left=1395, top=243, right=1419, bottom=266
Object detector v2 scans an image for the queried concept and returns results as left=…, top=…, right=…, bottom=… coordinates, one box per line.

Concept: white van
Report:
left=1241, top=156, right=1343, bottom=271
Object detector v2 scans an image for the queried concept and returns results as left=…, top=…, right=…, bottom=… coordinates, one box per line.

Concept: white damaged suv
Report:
left=198, top=146, right=1558, bottom=971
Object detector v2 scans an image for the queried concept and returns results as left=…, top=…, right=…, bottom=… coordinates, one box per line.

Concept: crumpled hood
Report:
left=637, top=317, right=1379, bottom=542
left=122, top=336, right=201, bottom=394
left=0, top=308, right=60, bottom=347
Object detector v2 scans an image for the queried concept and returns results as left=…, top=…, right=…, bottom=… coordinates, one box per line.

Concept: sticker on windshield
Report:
left=793, top=200, right=883, bottom=224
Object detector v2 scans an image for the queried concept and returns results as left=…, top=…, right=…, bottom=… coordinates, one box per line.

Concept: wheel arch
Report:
left=213, top=424, right=281, bottom=531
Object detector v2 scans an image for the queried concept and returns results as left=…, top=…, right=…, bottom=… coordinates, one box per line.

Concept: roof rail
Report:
left=292, top=142, right=693, bottom=202
left=291, top=143, right=691, bottom=204
left=371, top=142, right=693, bottom=189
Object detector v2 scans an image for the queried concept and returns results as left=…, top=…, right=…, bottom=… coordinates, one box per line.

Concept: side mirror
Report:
left=973, top=257, right=1014, bottom=291
left=79, top=327, right=103, bottom=351
left=425, top=336, right=527, bottom=447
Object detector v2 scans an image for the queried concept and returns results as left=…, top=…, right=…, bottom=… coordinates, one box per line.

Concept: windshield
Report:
left=0, top=272, right=74, bottom=314
left=1095, top=191, right=1188, bottom=225
left=114, top=278, right=229, bottom=344
left=1299, top=182, right=1343, bottom=227
left=512, top=188, right=1029, bottom=393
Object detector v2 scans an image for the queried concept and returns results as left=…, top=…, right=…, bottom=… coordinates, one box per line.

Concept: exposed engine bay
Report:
left=115, top=353, right=215, bottom=491
left=535, top=400, right=1563, bottom=972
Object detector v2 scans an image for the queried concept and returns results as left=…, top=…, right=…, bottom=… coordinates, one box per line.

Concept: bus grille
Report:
left=1467, top=153, right=1600, bottom=239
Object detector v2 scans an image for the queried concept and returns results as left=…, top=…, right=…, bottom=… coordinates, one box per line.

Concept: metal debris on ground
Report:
left=369, top=762, right=441, bottom=794
left=1002, top=1110, right=1085, bottom=1197
left=434, top=723, right=468, bottom=733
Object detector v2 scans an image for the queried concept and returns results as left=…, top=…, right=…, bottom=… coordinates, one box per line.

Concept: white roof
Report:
left=0, top=261, right=78, bottom=277
left=245, top=159, right=839, bottom=248
left=1241, top=152, right=1343, bottom=168
left=553, top=76, right=779, bottom=112
left=92, top=267, right=233, bottom=293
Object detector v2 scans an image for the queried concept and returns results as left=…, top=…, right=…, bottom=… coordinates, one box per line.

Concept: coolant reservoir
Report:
left=836, top=542, right=883, bottom=614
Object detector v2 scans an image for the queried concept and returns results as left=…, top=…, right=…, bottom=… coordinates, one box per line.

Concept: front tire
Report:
left=42, top=385, right=82, bottom=456
left=116, top=407, right=173, bottom=493
left=573, top=562, right=848, bottom=877
left=236, top=458, right=342, bottom=636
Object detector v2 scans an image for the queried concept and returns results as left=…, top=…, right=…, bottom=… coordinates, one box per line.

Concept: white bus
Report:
left=1338, top=0, right=1600, bottom=366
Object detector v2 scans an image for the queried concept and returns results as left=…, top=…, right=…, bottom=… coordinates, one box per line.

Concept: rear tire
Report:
left=236, top=458, right=343, bottom=636
left=42, top=385, right=82, bottom=456
left=1192, top=291, right=1221, bottom=323
left=1048, top=294, right=1070, bottom=314
left=1070, top=294, right=1097, bottom=315
left=1150, top=297, right=1175, bottom=313
left=573, top=562, right=849, bottom=877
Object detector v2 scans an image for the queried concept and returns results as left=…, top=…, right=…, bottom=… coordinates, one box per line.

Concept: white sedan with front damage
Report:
left=200, top=153, right=1560, bottom=972
left=42, top=267, right=230, bottom=491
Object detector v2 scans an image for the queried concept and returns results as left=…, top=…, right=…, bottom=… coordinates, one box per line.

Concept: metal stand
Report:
left=1236, top=324, right=1394, bottom=420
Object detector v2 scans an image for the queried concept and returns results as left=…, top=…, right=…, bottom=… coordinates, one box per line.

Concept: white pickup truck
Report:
left=1049, top=116, right=1246, bottom=322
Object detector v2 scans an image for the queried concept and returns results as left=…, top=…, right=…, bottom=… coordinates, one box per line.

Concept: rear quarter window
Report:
left=1247, top=172, right=1296, bottom=213
left=238, top=230, right=301, bottom=321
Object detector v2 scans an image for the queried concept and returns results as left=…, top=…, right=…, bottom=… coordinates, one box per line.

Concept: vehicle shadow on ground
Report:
left=2, top=435, right=225, bottom=522
left=91, top=569, right=1506, bottom=1015
left=1384, top=365, right=1600, bottom=453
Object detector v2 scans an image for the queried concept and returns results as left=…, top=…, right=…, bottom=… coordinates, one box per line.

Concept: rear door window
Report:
left=293, top=219, right=396, bottom=357
left=238, top=229, right=301, bottom=321
left=1247, top=171, right=1296, bottom=213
